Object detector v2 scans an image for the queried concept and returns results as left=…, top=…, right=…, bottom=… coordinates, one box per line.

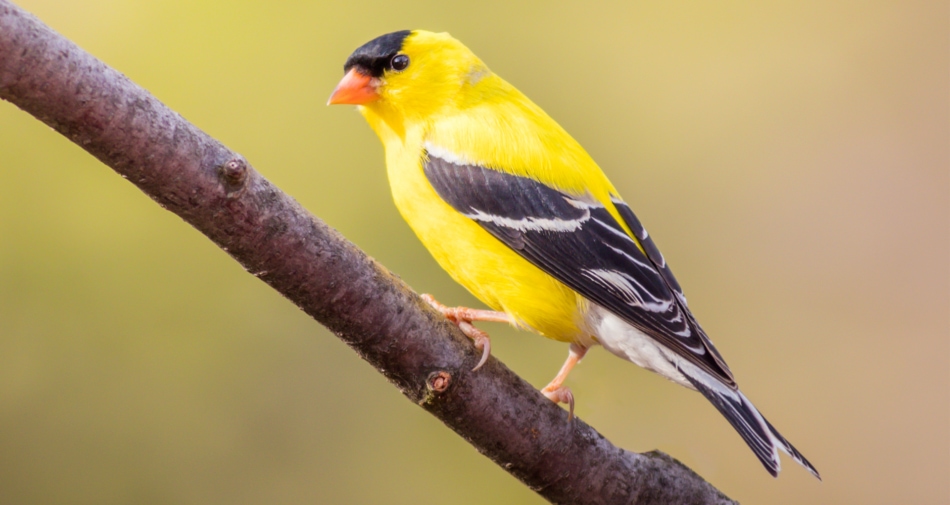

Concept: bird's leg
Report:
left=541, top=343, right=588, bottom=421
left=421, top=294, right=512, bottom=371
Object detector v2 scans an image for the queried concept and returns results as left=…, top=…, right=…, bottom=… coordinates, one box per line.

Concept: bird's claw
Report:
left=458, top=321, right=491, bottom=371
left=421, top=294, right=452, bottom=319
left=542, top=385, right=575, bottom=422
left=422, top=293, right=493, bottom=371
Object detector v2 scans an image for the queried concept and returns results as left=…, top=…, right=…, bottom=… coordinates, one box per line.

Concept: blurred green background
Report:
left=1, top=1, right=947, bottom=503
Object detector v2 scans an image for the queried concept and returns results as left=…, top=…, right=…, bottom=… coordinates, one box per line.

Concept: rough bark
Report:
left=0, top=2, right=735, bottom=504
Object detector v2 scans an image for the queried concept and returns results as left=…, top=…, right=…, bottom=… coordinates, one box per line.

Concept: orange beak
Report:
left=327, top=68, right=380, bottom=105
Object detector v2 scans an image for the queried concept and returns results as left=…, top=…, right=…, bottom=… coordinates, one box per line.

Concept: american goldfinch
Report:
left=328, top=29, right=819, bottom=479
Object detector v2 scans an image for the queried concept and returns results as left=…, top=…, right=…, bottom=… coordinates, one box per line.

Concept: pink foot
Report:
left=422, top=294, right=503, bottom=371
left=542, top=385, right=575, bottom=421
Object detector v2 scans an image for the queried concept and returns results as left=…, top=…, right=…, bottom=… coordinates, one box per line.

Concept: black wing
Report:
left=424, top=153, right=735, bottom=387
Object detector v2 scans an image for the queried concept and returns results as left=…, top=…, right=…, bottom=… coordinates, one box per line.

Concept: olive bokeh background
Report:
left=1, top=1, right=947, bottom=504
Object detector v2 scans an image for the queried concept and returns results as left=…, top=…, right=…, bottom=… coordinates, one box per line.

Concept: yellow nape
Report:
left=359, top=30, right=634, bottom=228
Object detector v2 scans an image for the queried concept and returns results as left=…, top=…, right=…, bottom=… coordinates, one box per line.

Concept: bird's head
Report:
left=328, top=30, right=489, bottom=136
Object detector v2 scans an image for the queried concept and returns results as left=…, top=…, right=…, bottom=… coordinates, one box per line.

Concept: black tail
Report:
left=684, top=372, right=821, bottom=479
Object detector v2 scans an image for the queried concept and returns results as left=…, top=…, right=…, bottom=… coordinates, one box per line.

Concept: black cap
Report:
left=343, top=30, right=412, bottom=77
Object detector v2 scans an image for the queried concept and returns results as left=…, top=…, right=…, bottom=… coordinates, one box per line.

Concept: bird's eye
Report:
left=390, top=54, right=410, bottom=71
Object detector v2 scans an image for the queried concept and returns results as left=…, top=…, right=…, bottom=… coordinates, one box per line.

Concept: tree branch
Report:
left=0, top=2, right=734, bottom=504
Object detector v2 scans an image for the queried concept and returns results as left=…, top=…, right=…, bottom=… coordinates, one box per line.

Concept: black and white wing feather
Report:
left=424, top=152, right=821, bottom=479
left=424, top=153, right=734, bottom=387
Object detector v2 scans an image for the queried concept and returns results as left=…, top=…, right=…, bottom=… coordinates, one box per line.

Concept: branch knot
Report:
left=218, top=157, right=248, bottom=194
left=426, top=370, right=452, bottom=393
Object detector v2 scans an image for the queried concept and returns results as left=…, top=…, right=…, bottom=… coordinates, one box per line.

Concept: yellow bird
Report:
left=328, top=29, right=819, bottom=479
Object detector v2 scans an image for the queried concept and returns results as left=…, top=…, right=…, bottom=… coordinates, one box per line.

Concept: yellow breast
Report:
left=369, top=119, right=586, bottom=343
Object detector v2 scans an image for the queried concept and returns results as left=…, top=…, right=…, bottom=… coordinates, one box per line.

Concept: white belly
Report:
left=586, top=303, right=694, bottom=389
